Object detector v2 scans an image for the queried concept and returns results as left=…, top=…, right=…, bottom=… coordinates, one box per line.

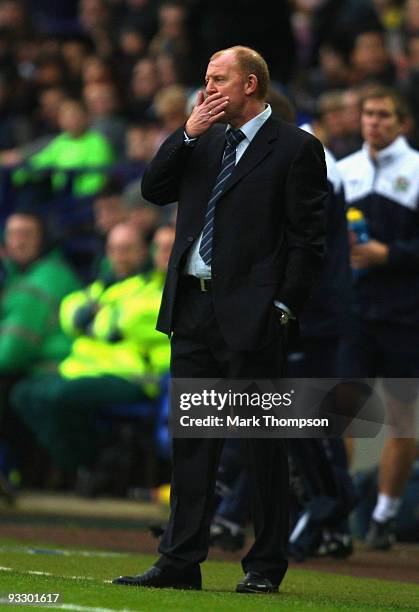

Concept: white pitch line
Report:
left=0, top=545, right=128, bottom=559
left=58, top=606, right=132, bottom=612
left=0, top=566, right=96, bottom=581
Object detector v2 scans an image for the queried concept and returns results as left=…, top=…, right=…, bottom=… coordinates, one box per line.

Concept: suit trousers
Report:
left=156, top=280, right=289, bottom=583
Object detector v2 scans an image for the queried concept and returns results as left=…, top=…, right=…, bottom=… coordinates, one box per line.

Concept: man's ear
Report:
left=245, top=74, right=258, bottom=96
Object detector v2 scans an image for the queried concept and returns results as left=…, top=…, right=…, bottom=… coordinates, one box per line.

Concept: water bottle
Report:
left=346, top=207, right=369, bottom=278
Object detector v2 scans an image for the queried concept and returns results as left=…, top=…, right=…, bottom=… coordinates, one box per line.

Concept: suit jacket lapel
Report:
left=222, top=117, right=279, bottom=197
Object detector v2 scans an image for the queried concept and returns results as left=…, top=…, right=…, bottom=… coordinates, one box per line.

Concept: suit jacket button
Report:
left=187, top=236, right=194, bottom=242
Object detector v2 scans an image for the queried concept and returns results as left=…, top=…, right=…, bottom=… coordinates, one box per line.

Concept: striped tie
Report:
left=199, top=128, right=246, bottom=265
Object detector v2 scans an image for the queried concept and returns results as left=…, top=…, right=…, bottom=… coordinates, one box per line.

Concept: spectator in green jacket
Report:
left=0, top=211, right=81, bottom=497
left=11, top=223, right=173, bottom=474
left=0, top=211, right=81, bottom=377
left=14, top=99, right=115, bottom=198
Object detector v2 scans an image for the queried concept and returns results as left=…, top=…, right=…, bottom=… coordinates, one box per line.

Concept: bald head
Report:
left=106, top=222, right=147, bottom=278
left=210, top=46, right=270, bottom=101
left=204, top=46, right=268, bottom=128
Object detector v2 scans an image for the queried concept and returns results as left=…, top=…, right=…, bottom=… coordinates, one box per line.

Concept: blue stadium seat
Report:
left=99, top=375, right=171, bottom=459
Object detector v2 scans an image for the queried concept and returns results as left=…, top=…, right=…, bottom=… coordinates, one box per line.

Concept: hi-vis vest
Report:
left=59, top=271, right=169, bottom=396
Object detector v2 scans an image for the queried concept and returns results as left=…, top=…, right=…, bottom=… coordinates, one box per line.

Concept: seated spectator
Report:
left=127, top=57, right=159, bottom=122
left=0, top=210, right=81, bottom=378
left=155, top=51, right=182, bottom=87
left=148, top=1, right=189, bottom=65
left=0, top=0, right=31, bottom=38
left=78, top=0, right=113, bottom=47
left=11, top=223, right=173, bottom=475
left=349, top=29, right=396, bottom=85
left=13, top=98, right=115, bottom=198
left=153, top=84, right=188, bottom=147
left=400, top=33, right=419, bottom=148
left=315, top=90, right=363, bottom=159
left=33, top=55, right=70, bottom=90
left=401, top=0, right=419, bottom=39
left=61, top=37, right=94, bottom=88
left=301, top=42, right=352, bottom=112
left=122, top=180, right=163, bottom=242
left=122, top=0, right=157, bottom=41
left=1, top=86, right=68, bottom=166
left=30, top=86, right=69, bottom=144
left=0, top=74, right=33, bottom=152
left=82, top=55, right=117, bottom=87
left=116, top=26, right=148, bottom=83
left=124, top=123, right=160, bottom=172
left=94, top=182, right=128, bottom=240
left=125, top=124, right=149, bottom=163
left=315, top=91, right=348, bottom=159
left=90, top=181, right=150, bottom=279
left=83, top=81, right=128, bottom=156
left=0, top=210, right=81, bottom=495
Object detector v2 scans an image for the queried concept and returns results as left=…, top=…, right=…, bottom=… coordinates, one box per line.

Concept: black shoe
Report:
left=236, top=571, right=279, bottom=594
left=112, top=565, right=202, bottom=590
left=316, top=530, right=353, bottom=559
left=209, top=520, right=245, bottom=552
left=365, top=518, right=396, bottom=551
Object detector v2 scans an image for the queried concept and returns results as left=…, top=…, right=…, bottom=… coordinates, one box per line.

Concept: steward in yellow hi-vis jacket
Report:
left=58, top=273, right=168, bottom=397
left=11, top=224, right=175, bottom=472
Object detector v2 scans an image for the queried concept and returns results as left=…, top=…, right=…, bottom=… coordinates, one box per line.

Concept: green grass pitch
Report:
left=0, top=540, right=417, bottom=611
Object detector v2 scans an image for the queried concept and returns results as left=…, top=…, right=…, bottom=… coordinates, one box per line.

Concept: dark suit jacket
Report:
left=142, top=116, right=328, bottom=351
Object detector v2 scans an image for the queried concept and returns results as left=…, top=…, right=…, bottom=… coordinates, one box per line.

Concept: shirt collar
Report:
left=299, top=122, right=313, bottom=135
left=362, top=135, right=410, bottom=165
left=227, top=104, right=272, bottom=143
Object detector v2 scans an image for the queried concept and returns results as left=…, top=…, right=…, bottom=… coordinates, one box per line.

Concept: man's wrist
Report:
left=184, top=119, right=200, bottom=139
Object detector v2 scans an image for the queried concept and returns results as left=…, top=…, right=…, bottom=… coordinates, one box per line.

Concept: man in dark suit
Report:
left=113, top=46, right=328, bottom=593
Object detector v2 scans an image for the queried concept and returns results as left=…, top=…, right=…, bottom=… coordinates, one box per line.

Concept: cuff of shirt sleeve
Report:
left=274, top=301, right=296, bottom=319
left=183, top=130, right=198, bottom=146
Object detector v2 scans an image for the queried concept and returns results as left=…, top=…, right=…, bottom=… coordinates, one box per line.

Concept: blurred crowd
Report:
left=0, top=0, right=418, bottom=557
left=0, top=0, right=417, bottom=170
